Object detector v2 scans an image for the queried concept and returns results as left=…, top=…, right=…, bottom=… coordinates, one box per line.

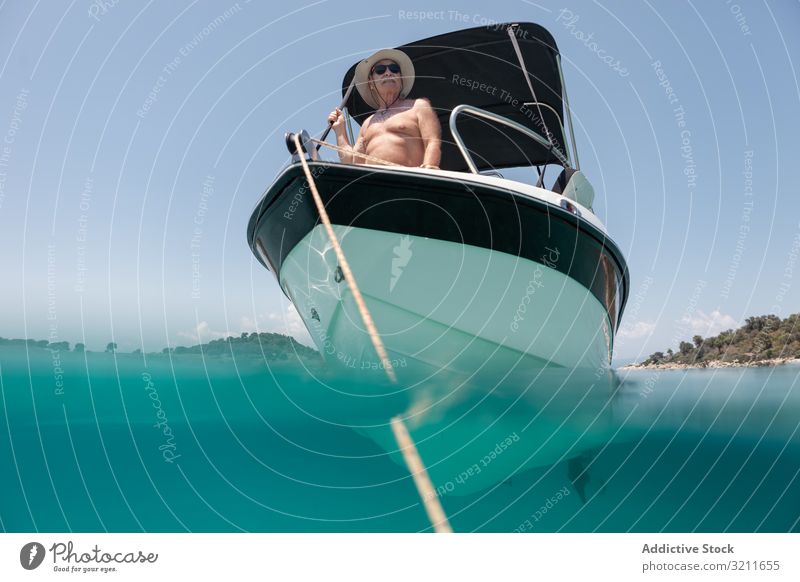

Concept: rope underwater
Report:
left=391, top=417, right=453, bottom=533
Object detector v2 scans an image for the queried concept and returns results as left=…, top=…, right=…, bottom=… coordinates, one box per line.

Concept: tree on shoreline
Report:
left=641, top=313, right=800, bottom=366
left=0, top=332, right=319, bottom=362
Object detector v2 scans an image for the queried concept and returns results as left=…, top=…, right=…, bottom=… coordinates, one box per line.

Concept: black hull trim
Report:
left=248, top=163, right=629, bottom=332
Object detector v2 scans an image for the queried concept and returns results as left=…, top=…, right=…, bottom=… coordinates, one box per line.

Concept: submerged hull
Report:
left=248, top=162, right=628, bottom=379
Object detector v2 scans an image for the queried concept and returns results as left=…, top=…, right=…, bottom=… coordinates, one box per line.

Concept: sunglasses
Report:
left=372, top=63, right=401, bottom=75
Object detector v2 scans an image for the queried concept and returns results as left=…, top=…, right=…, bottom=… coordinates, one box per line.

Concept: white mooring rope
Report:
left=292, top=133, right=397, bottom=383
left=292, top=133, right=452, bottom=531
left=391, top=416, right=453, bottom=533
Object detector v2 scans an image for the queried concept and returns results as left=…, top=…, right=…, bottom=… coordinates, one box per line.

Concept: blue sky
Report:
left=0, top=0, right=798, bottom=362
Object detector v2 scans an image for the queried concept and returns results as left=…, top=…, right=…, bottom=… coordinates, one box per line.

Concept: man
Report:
left=327, top=48, right=441, bottom=169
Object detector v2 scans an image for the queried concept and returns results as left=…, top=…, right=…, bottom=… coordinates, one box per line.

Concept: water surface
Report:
left=1, top=346, right=798, bottom=532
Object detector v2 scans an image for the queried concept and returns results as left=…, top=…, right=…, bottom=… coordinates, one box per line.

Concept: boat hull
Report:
left=282, top=224, right=612, bottom=377
left=248, top=162, right=628, bottom=379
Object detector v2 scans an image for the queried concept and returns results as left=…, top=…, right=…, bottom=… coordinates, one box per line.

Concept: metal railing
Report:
left=448, top=104, right=571, bottom=174
left=556, top=53, right=580, bottom=171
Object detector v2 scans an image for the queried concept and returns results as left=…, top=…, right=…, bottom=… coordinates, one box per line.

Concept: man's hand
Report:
left=327, top=108, right=346, bottom=134
left=329, top=107, right=363, bottom=163
left=415, top=99, right=442, bottom=168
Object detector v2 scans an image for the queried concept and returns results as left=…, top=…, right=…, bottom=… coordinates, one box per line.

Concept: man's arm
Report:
left=415, top=98, right=442, bottom=168
left=329, top=108, right=371, bottom=164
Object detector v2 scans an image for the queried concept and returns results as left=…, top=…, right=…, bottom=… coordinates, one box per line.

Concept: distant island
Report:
left=0, top=332, right=320, bottom=362
left=625, top=313, right=800, bottom=370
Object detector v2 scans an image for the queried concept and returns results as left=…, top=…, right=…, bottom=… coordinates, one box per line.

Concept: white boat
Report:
left=248, top=23, right=629, bottom=381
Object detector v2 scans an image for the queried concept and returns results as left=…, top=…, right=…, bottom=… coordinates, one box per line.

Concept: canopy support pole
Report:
left=556, top=53, right=580, bottom=171
left=317, top=76, right=357, bottom=151
left=506, top=24, right=565, bottom=167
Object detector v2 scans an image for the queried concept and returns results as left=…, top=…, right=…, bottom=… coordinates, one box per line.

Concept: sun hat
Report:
left=354, top=48, right=415, bottom=109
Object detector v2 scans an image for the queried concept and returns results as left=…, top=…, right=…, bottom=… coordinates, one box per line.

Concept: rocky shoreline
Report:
left=621, top=357, right=800, bottom=371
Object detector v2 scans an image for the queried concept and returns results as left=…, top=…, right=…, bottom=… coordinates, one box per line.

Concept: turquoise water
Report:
left=1, top=346, right=798, bottom=532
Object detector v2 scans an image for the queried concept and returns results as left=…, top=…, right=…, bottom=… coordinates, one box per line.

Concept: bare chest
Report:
left=365, top=109, right=420, bottom=142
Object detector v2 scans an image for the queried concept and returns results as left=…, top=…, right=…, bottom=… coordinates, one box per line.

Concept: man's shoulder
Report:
left=410, top=97, right=433, bottom=109
left=409, top=98, right=436, bottom=118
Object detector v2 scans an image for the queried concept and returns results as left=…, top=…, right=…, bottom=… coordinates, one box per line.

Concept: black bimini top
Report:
left=342, top=22, right=567, bottom=172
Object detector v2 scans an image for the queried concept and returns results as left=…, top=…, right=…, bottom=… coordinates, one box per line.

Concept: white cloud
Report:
left=241, top=303, right=311, bottom=342
left=617, top=320, right=656, bottom=340
left=679, top=309, right=738, bottom=337
left=177, top=321, right=236, bottom=344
